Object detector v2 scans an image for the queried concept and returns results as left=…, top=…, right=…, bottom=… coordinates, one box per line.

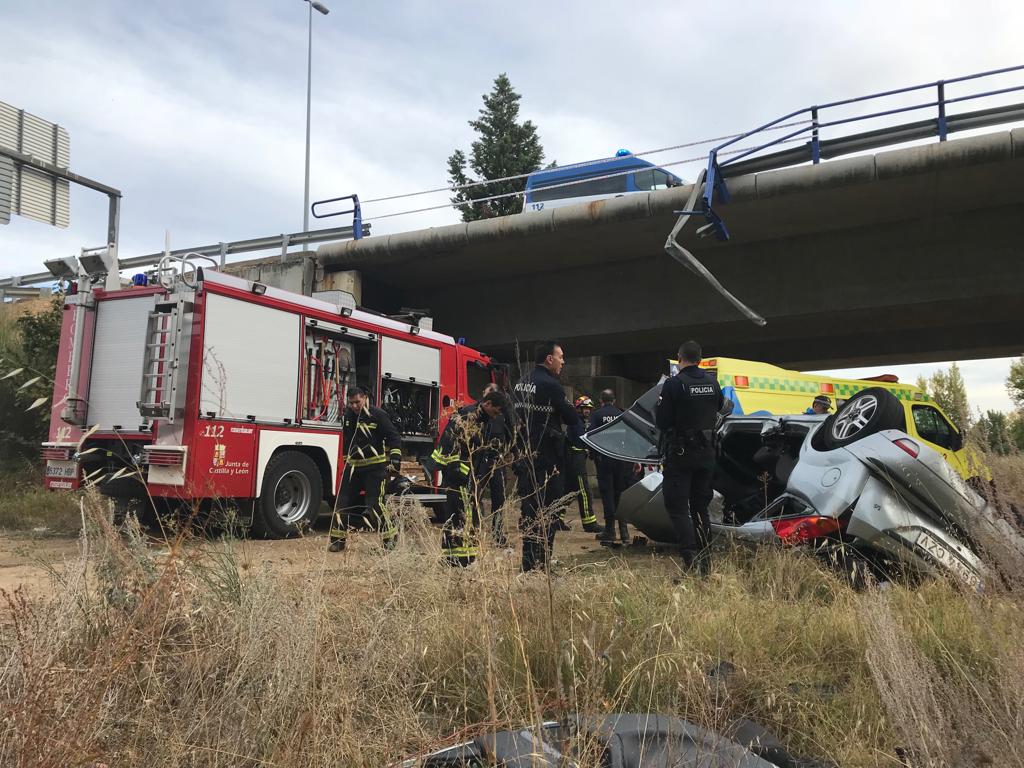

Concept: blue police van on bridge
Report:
left=521, top=150, right=684, bottom=213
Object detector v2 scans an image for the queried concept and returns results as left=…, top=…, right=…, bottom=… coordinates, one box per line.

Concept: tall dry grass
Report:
left=2, top=486, right=1023, bottom=768
left=0, top=468, right=80, bottom=534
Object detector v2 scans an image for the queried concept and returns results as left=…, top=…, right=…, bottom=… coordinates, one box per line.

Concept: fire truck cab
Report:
left=42, top=256, right=497, bottom=536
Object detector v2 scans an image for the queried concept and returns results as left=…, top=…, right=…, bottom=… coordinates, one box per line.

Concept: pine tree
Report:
left=447, top=74, right=545, bottom=221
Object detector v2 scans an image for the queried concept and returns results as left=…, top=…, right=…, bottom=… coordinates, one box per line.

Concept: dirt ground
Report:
left=0, top=517, right=648, bottom=598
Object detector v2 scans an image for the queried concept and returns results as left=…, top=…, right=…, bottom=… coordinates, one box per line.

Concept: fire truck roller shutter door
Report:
left=201, top=293, right=301, bottom=422
left=87, top=294, right=155, bottom=431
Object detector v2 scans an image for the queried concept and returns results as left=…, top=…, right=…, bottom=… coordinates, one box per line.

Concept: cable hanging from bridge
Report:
left=361, top=135, right=807, bottom=223
left=358, top=119, right=812, bottom=207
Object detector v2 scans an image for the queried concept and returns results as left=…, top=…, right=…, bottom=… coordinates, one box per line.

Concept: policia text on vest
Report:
left=512, top=342, right=584, bottom=572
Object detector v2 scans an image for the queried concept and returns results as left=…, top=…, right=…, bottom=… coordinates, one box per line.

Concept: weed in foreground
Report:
left=1, top=488, right=1024, bottom=767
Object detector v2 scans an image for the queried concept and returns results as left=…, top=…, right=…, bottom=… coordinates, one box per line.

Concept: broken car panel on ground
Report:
left=401, top=712, right=833, bottom=768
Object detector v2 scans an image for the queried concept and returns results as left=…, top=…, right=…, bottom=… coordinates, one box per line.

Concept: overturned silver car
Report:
left=582, top=385, right=1014, bottom=587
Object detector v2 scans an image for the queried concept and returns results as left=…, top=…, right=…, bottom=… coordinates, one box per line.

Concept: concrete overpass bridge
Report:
left=317, top=128, right=1024, bottom=381
left=4, top=67, right=1023, bottom=395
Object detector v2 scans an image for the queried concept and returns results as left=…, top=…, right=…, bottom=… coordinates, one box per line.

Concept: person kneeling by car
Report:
left=655, top=341, right=724, bottom=576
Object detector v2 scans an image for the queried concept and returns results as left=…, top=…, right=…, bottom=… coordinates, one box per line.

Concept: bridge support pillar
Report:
left=564, top=355, right=653, bottom=407
left=225, top=251, right=316, bottom=295
left=316, top=268, right=363, bottom=305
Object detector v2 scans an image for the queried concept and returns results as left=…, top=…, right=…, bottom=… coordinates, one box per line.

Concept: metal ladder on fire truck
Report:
left=137, top=253, right=214, bottom=425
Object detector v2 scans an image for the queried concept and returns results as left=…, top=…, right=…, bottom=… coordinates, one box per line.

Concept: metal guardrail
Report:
left=0, top=221, right=371, bottom=289
left=697, top=64, right=1024, bottom=240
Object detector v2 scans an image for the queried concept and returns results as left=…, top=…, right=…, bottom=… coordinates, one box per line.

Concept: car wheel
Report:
left=254, top=451, right=323, bottom=539
left=819, top=387, right=904, bottom=450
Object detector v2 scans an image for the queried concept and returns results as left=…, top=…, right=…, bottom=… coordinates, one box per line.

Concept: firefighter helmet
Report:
left=574, top=395, right=595, bottom=410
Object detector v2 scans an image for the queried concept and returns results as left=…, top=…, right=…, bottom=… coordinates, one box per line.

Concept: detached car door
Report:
left=580, top=382, right=671, bottom=541
left=580, top=381, right=663, bottom=464
left=582, top=383, right=772, bottom=545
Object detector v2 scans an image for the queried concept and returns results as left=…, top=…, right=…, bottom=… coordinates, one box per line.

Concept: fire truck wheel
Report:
left=255, top=451, right=323, bottom=539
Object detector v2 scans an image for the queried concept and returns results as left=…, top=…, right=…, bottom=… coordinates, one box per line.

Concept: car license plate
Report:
left=45, top=460, right=79, bottom=479
left=916, top=530, right=981, bottom=589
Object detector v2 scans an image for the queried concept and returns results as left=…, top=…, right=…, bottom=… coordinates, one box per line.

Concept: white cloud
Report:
left=2, top=0, right=1022, bottom=408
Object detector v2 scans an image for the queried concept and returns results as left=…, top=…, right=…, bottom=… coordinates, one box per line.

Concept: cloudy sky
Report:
left=1, top=1, right=1021, bottom=411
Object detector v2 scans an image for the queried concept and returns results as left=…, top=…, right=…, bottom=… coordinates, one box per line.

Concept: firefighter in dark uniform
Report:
left=589, top=389, right=632, bottom=546
left=427, top=390, right=509, bottom=566
left=561, top=395, right=602, bottom=533
left=328, top=386, right=403, bottom=552
left=655, top=341, right=724, bottom=574
left=475, top=383, right=512, bottom=548
left=512, top=340, right=583, bottom=572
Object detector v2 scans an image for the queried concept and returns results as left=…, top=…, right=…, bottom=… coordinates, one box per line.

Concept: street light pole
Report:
left=303, top=0, right=329, bottom=234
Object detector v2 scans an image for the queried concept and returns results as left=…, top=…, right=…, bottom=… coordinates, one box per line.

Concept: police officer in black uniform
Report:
left=655, top=341, right=724, bottom=575
left=512, top=340, right=582, bottom=572
left=589, top=389, right=632, bottom=546
left=328, top=385, right=403, bottom=552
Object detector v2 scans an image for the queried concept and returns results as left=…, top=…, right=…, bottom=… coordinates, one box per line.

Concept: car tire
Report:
left=253, top=451, right=323, bottom=539
left=819, top=387, right=905, bottom=450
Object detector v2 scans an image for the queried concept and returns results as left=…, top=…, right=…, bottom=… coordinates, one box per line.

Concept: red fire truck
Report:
left=41, top=255, right=497, bottom=537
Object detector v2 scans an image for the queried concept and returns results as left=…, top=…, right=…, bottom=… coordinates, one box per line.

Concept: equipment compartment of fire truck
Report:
left=42, top=254, right=496, bottom=538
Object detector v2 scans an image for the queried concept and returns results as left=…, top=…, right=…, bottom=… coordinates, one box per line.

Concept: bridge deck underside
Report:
left=321, top=131, right=1024, bottom=372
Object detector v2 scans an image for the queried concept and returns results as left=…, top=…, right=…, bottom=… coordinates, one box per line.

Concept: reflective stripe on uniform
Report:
left=329, top=509, right=347, bottom=541
left=380, top=477, right=397, bottom=539
left=441, top=545, right=479, bottom=558
left=459, top=486, right=475, bottom=528
left=430, top=448, right=458, bottom=466
left=577, top=476, right=596, bottom=524
left=347, top=454, right=388, bottom=467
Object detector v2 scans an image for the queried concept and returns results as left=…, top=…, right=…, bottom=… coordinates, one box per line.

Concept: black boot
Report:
left=584, top=522, right=604, bottom=534
left=619, top=521, right=631, bottom=545
left=522, top=538, right=544, bottom=572
left=598, top=526, right=620, bottom=547
left=328, top=538, right=346, bottom=553
left=694, top=549, right=712, bottom=578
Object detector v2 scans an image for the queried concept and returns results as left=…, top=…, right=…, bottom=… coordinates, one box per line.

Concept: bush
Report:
left=0, top=298, right=62, bottom=462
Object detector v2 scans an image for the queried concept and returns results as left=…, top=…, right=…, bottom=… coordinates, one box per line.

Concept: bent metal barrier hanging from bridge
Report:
left=662, top=63, right=1024, bottom=325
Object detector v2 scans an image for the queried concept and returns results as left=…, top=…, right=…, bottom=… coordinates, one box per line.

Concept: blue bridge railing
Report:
left=699, top=64, right=1024, bottom=240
